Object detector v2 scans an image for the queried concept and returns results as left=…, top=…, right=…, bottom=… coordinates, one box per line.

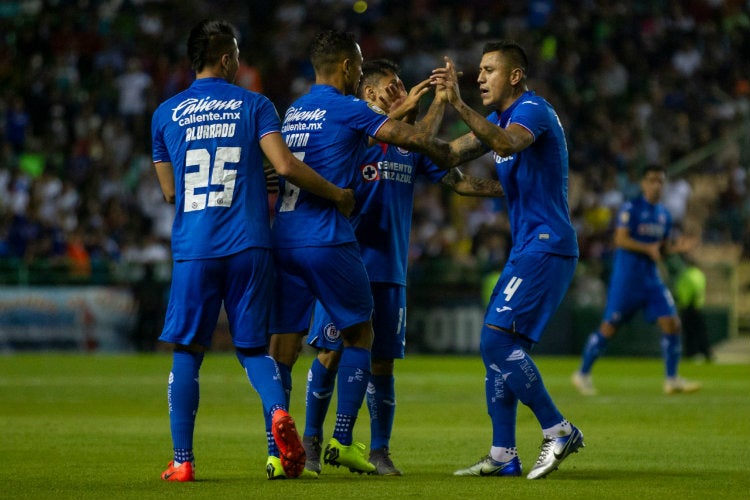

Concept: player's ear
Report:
left=509, top=67, right=524, bottom=86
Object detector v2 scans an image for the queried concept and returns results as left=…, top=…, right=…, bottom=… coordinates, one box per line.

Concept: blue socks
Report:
left=304, top=357, right=337, bottom=440
left=235, top=351, right=289, bottom=458
left=485, top=364, right=518, bottom=449
left=332, top=346, right=371, bottom=445
left=276, top=362, right=293, bottom=407
left=367, top=374, right=396, bottom=450
left=236, top=351, right=287, bottom=416
left=661, top=333, right=681, bottom=378
left=168, top=350, right=204, bottom=463
left=481, top=326, right=564, bottom=431
left=580, top=331, right=608, bottom=374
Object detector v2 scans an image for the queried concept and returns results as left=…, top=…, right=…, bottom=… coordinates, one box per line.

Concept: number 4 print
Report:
left=184, top=147, right=240, bottom=212
left=503, top=276, right=523, bottom=301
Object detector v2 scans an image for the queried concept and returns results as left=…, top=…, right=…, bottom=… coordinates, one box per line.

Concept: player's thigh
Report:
left=160, top=258, right=223, bottom=347
left=222, top=248, right=274, bottom=348
left=371, top=283, right=406, bottom=360
left=484, top=253, right=576, bottom=343
left=645, top=282, right=679, bottom=327
left=602, top=277, right=646, bottom=325
left=303, top=244, right=374, bottom=331
left=270, top=248, right=315, bottom=334
left=308, top=299, right=344, bottom=352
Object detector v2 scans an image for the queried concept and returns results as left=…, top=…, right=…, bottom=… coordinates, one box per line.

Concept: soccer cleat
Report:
left=271, top=409, right=306, bottom=479
left=664, top=377, right=702, bottom=395
left=527, top=425, right=584, bottom=479
left=323, top=438, right=376, bottom=474
left=266, top=456, right=319, bottom=479
left=266, top=456, right=285, bottom=480
left=369, top=447, right=402, bottom=476
left=453, top=455, right=522, bottom=477
left=571, top=371, right=598, bottom=396
left=303, top=435, right=323, bottom=475
left=161, top=460, right=195, bottom=482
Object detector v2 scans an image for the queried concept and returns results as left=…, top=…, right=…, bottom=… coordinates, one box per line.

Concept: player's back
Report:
left=273, top=84, right=389, bottom=248
left=151, top=77, right=276, bottom=260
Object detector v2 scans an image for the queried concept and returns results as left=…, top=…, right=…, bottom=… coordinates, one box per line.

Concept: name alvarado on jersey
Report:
left=171, top=96, right=242, bottom=141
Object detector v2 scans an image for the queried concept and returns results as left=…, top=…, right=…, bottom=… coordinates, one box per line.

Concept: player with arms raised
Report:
left=268, top=30, right=456, bottom=477
left=431, top=40, right=584, bottom=480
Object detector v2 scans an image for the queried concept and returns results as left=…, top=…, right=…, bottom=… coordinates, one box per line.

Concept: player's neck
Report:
left=196, top=64, right=230, bottom=82
left=498, top=87, right=527, bottom=112
left=316, top=73, right=347, bottom=95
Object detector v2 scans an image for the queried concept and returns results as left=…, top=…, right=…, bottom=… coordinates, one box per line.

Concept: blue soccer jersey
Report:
left=601, top=196, right=676, bottom=324
left=488, top=91, right=578, bottom=258
left=272, top=85, right=390, bottom=248
left=354, top=142, right=447, bottom=285
left=610, top=195, right=673, bottom=287
left=152, top=77, right=278, bottom=260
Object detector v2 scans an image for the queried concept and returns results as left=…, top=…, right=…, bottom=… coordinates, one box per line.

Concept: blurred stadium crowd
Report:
left=0, top=0, right=749, bottom=286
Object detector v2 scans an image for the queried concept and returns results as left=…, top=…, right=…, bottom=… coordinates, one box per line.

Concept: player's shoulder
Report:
left=620, top=198, right=636, bottom=212
left=349, top=95, right=387, bottom=116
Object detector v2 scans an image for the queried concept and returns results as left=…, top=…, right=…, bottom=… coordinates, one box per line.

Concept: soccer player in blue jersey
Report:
left=431, top=41, right=584, bottom=479
left=572, top=165, right=701, bottom=396
left=268, top=31, right=456, bottom=476
left=301, top=59, right=505, bottom=476
left=151, top=20, right=354, bottom=482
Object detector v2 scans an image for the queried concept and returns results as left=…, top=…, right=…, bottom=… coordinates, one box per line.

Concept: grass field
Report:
left=1, top=353, right=748, bottom=499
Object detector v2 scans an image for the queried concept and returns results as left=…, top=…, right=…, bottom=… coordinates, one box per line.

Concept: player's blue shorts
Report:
left=270, top=243, right=373, bottom=334
left=602, top=273, right=676, bottom=324
left=308, top=283, right=406, bottom=359
left=160, top=247, right=274, bottom=349
left=484, top=252, right=577, bottom=344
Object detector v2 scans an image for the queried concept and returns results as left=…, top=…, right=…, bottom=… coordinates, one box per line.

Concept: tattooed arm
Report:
left=440, top=167, right=504, bottom=197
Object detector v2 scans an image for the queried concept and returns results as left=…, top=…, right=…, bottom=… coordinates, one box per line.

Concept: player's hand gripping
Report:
left=431, top=56, right=461, bottom=106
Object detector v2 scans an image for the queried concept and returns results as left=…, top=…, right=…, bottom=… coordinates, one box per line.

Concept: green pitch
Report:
left=1, top=353, right=748, bottom=499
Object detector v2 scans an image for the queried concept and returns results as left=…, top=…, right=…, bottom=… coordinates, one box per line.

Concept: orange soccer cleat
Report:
left=161, top=460, right=195, bottom=482
left=271, top=409, right=306, bottom=479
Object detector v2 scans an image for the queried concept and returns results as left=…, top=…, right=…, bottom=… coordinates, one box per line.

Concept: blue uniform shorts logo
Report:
left=323, top=322, right=340, bottom=342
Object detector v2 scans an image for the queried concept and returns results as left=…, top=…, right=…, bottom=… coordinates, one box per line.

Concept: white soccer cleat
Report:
left=571, top=371, right=597, bottom=396
left=664, top=377, right=701, bottom=395
left=527, top=425, right=584, bottom=480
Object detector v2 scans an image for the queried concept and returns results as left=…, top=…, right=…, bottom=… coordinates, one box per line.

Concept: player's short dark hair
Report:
left=482, top=40, right=528, bottom=74
left=187, top=19, right=238, bottom=72
left=642, top=164, right=666, bottom=177
left=310, top=30, right=359, bottom=73
left=359, top=59, right=400, bottom=96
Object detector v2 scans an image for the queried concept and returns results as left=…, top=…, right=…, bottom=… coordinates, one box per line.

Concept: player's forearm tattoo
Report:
left=467, top=176, right=504, bottom=196
left=454, top=134, right=486, bottom=165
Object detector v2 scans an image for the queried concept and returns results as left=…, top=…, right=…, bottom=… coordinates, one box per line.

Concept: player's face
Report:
left=344, top=44, right=364, bottom=96
left=368, top=71, right=403, bottom=113
left=477, top=51, right=517, bottom=109
left=641, top=170, right=666, bottom=203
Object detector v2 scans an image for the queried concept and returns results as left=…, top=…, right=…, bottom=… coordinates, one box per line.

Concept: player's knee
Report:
left=318, top=349, right=342, bottom=370
left=269, top=332, right=304, bottom=366
left=235, top=345, right=268, bottom=358
left=372, top=357, right=394, bottom=376
left=341, top=321, right=373, bottom=349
